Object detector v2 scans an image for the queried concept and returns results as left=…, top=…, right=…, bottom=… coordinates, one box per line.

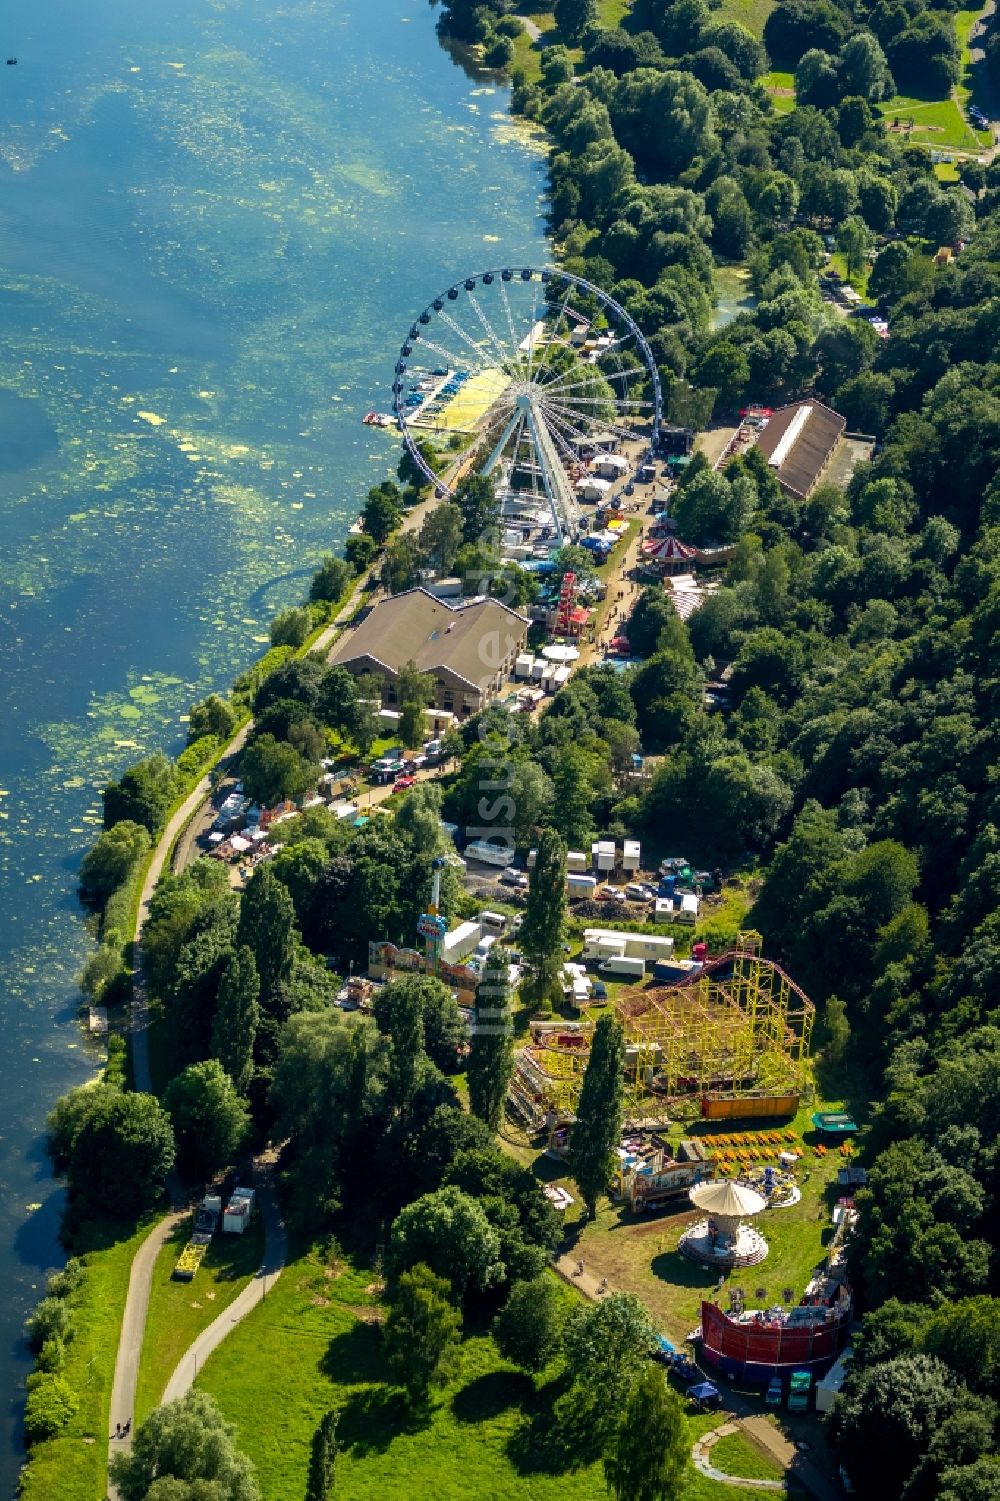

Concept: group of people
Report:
left=114, top=1418, right=132, bottom=1440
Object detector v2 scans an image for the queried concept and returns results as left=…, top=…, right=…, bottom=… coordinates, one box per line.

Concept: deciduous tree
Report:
left=468, top=943, right=514, bottom=1131
left=604, top=1366, right=689, bottom=1501
left=519, top=828, right=568, bottom=1003
left=164, top=1060, right=250, bottom=1180
left=384, top=1263, right=461, bottom=1404
left=211, top=946, right=260, bottom=1094
left=568, top=1014, right=624, bottom=1216
left=109, top=1391, right=261, bottom=1501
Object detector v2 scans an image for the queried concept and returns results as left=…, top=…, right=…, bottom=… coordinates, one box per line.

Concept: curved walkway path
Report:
left=162, top=1168, right=286, bottom=1404
left=692, top=1421, right=785, bottom=1491
left=106, top=1162, right=285, bottom=1497
left=107, top=1209, right=188, bottom=1495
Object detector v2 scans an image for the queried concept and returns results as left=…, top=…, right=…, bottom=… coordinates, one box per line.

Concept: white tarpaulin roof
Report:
left=542, top=643, right=580, bottom=663
left=689, top=1180, right=766, bottom=1217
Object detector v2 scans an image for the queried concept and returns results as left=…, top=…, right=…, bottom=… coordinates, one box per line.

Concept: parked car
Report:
left=625, top=882, right=655, bottom=901
left=765, top=1376, right=783, bottom=1407
left=591, top=980, right=608, bottom=1002
left=500, top=868, right=529, bottom=889
left=393, top=774, right=415, bottom=791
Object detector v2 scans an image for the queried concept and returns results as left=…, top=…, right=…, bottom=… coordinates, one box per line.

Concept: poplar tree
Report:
left=384, top=978, right=425, bottom=1120
left=305, top=1409, right=340, bottom=1501
left=236, top=862, right=296, bottom=1007
left=211, top=945, right=260, bottom=1094
left=569, top=1013, right=625, bottom=1217
left=468, top=943, right=514, bottom=1131
left=519, top=828, right=568, bottom=1004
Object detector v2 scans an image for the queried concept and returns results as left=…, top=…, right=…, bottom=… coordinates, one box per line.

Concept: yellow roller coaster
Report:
left=509, top=934, right=814, bottom=1130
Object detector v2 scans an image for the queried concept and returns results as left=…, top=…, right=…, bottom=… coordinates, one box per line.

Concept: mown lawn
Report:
left=134, top=1215, right=266, bottom=1423
left=878, top=95, right=991, bottom=153
left=712, top=1429, right=788, bottom=1484
left=512, top=12, right=555, bottom=84
left=196, top=1246, right=607, bottom=1500
left=19, top=1215, right=155, bottom=1501
left=828, top=250, right=871, bottom=297
left=555, top=1094, right=847, bottom=1345
left=196, top=1243, right=791, bottom=1501
left=714, top=0, right=776, bottom=37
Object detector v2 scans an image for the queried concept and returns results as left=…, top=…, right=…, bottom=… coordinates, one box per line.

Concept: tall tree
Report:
left=550, top=745, right=595, bottom=848
left=396, top=659, right=436, bottom=747
left=305, top=1409, right=340, bottom=1501
left=456, top=472, right=499, bottom=545
left=555, top=0, right=597, bottom=42
left=109, top=1390, right=261, bottom=1501
left=236, top=863, right=297, bottom=1008
left=519, top=829, right=568, bottom=1004
left=362, top=482, right=402, bottom=544
left=383, top=1263, right=461, bottom=1405
left=211, top=946, right=261, bottom=1093
left=383, top=976, right=426, bottom=1120
left=467, top=944, right=514, bottom=1131
left=493, top=1275, right=565, bottom=1371
left=561, top=1292, right=658, bottom=1438
left=163, top=1060, right=250, bottom=1180
left=604, top=1366, right=690, bottom=1501
left=68, top=1089, right=176, bottom=1216
left=569, top=1014, right=624, bottom=1217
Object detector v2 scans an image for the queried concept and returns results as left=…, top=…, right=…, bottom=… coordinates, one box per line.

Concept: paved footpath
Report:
left=106, top=1162, right=286, bottom=1497
left=553, top=1250, right=840, bottom=1501
left=161, top=1169, right=287, bottom=1404
left=107, top=1209, right=188, bottom=1496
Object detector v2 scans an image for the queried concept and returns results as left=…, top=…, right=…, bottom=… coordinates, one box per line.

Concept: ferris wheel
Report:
left=392, top=266, right=661, bottom=544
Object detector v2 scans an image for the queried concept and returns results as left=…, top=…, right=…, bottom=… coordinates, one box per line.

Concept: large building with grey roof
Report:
left=328, top=587, right=529, bottom=720
left=756, top=399, right=846, bottom=500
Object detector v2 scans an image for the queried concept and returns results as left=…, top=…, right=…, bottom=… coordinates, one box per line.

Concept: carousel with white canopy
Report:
left=679, top=1179, right=769, bottom=1269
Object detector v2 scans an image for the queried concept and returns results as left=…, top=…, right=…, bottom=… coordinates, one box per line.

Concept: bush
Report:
left=104, top=1035, right=127, bottom=1090
left=232, top=645, right=296, bottom=709
left=79, top=944, right=124, bottom=1002
left=176, top=735, right=221, bottom=784
left=45, top=1258, right=84, bottom=1301
left=270, top=606, right=312, bottom=649
left=36, top=1336, right=66, bottom=1373
left=23, top=1375, right=79, bottom=1445
left=79, top=822, right=151, bottom=904
left=188, top=693, right=237, bottom=743
left=310, top=554, right=352, bottom=603
left=493, top=1277, right=565, bottom=1370
left=26, top=1298, right=71, bottom=1352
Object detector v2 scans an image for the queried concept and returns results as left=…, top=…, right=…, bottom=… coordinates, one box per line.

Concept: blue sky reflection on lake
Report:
left=0, top=0, right=546, bottom=1474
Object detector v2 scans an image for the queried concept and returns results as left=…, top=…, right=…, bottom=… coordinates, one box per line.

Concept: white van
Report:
left=599, top=955, right=646, bottom=980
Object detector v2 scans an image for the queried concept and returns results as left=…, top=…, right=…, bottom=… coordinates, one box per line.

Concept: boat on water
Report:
left=362, top=410, right=394, bottom=428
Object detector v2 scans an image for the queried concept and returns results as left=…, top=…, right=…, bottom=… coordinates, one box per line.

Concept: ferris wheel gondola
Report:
left=392, top=266, right=661, bottom=544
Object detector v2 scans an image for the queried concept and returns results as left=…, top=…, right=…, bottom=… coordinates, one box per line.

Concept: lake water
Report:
left=0, top=0, right=546, bottom=1479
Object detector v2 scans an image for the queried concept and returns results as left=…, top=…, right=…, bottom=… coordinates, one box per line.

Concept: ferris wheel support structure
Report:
left=392, top=266, right=662, bottom=541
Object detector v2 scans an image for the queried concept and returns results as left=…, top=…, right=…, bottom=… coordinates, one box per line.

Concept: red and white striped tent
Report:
left=642, top=535, right=697, bottom=572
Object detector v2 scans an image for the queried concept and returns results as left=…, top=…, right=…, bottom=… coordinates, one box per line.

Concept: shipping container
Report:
left=700, top=1093, right=800, bottom=1121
